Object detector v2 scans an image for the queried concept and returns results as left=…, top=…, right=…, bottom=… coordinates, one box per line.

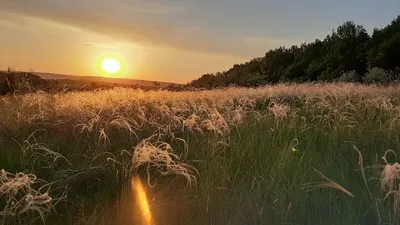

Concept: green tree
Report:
left=189, top=15, right=400, bottom=88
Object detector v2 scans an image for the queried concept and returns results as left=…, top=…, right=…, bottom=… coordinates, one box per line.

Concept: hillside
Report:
left=36, top=72, right=177, bottom=87
left=0, top=70, right=181, bottom=95
left=190, top=15, right=400, bottom=88
left=0, top=70, right=56, bottom=95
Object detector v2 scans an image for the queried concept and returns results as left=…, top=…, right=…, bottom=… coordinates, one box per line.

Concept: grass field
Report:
left=1, top=83, right=400, bottom=225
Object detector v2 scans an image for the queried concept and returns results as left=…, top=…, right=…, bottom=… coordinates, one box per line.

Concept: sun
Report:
left=100, top=57, right=121, bottom=74
left=95, top=51, right=127, bottom=77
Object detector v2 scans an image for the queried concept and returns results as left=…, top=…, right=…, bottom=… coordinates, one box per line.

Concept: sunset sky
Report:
left=0, top=0, right=399, bottom=83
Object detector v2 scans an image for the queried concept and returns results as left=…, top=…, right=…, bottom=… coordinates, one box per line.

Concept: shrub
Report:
left=339, top=70, right=360, bottom=82
left=363, top=67, right=395, bottom=84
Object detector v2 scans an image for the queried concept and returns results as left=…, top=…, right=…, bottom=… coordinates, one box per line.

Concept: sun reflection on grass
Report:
left=131, top=176, right=152, bottom=225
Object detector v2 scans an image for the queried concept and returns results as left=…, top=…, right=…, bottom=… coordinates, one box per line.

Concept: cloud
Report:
left=0, top=0, right=300, bottom=58
left=80, top=43, right=117, bottom=50
left=243, top=36, right=300, bottom=47
left=0, top=10, right=29, bottom=29
left=0, top=0, right=242, bottom=55
left=120, top=1, right=185, bottom=15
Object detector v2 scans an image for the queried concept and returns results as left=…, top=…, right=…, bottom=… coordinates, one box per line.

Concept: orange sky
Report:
left=1, top=0, right=398, bottom=83
left=0, top=0, right=300, bottom=84
left=0, top=11, right=249, bottom=83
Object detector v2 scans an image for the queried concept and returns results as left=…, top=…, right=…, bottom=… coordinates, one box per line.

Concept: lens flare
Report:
left=131, top=176, right=152, bottom=225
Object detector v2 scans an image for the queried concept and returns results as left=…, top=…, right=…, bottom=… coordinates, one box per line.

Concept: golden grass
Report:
left=0, top=170, right=53, bottom=222
left=1, top=83, right=400, bottom=134
left=2, top=83, right=400, bottom=222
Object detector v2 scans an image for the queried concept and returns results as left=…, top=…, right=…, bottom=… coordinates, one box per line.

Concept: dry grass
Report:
left=381, top=150, right=400, bottom=215
left=0, top=170, right=58, bottom=223
left=131, top=137, right=198, bottom=188
left=2, top=82, right=400, bottom=224
left=301, top=168, right=355, bottom=197
left=0, top=83, right=399, bottom=136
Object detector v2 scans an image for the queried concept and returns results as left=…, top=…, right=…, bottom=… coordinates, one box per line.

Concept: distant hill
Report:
left=35, top=72, right=177, bottom=87
left=0, top=70, right=57, bottom=95
left=0, top=70, right=184, bottom=95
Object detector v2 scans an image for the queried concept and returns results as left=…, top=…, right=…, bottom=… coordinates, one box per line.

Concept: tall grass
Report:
left=1, top=83, right=400, bottom=224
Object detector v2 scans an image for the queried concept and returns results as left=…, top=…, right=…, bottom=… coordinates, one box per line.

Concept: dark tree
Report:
left=189, top=15, right=400, bottom=88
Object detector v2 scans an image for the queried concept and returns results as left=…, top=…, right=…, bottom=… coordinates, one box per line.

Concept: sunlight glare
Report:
left=101, top=57, right=121, bottom=74
left=131, top=176, right=152, bottom=225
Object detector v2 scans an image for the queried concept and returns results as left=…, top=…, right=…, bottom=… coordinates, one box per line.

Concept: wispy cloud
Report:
left=120, top=1, right=185, bottom=15
left=80, top=43, right=117, bottom=50
left=243, top=36, right=300, bottom=47
left=0, top=11, right=31, bottom=30
left=0, top=0, right=301, bottom=58
left=0, top=0, right=241, bottom=56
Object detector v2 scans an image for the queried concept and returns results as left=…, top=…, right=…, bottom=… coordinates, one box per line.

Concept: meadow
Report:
left=1, top=83, right=400, bottom=225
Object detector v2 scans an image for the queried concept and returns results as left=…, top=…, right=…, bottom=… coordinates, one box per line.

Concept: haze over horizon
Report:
left=0, top=0, right=399, bottom=83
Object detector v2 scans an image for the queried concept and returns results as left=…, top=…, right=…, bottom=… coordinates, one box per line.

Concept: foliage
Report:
left=363, top=67, right=396, bottom=84
left=190, top=16, right=400, bottom=88
left=0, top=68, right=57, bottom=95
left=338, top=70, right=360, bottom=82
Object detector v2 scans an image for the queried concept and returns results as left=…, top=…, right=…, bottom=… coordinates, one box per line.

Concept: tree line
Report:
left=190, top=15, right=400, bottom=88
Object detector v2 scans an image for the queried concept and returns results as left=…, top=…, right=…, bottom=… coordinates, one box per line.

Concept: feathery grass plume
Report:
left=108, top=116, right=140, bottom=138
left=131, top=136, right=198, bottom=188
left=201, top=109, right=230, bottom=137
left=269, top=100, right=292, bottom=119
left=381, top=150, right=400, bottom=192
left=0, top=170, right=56, bottom=224
left=381, top=150, right=400, bottom=214
left=182, top=113, right=203, bottom=133
left=98, top=128, right=110, bottom=146
left=301, top=168, right=354, bottom=197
